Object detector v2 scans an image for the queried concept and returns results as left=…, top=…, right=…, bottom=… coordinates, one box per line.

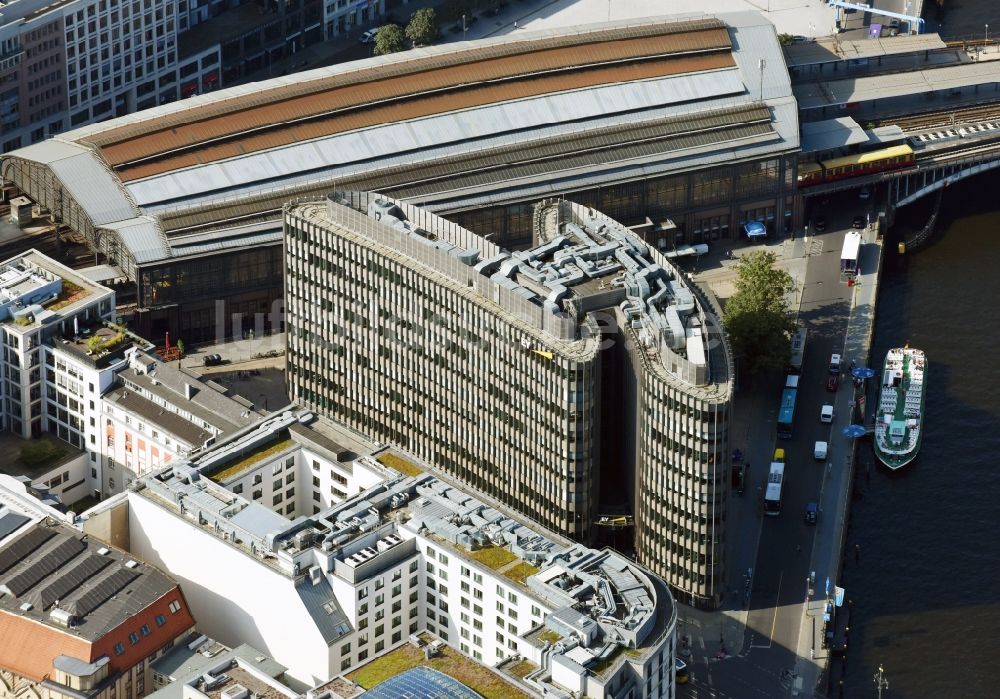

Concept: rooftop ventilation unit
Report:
left=97, top=547, right=110, bottom=555
left=124, top=560, right=139, bottom=568
left=220, top=684, right=248, bottom=699
left=201, top=674, right=228, bottom=691
left=49, top=608, right=75, bottom=626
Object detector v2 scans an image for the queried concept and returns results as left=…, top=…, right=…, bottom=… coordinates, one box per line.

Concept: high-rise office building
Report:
left=285, top=192, right=733, bottom=606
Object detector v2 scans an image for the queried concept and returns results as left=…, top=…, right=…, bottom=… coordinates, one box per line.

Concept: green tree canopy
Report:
left=723, top=250, right=798, bottom=374
left=406, top=8, right=438, bottom=47
left=777, top=33, right=795, bottom=46
left=374, top=24, right=406, bottom=55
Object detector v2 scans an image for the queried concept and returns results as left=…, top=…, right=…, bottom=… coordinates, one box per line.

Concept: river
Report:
left=921, top=0, right=1000, bottom=38
left=839, top=171, right=1000, bottom=697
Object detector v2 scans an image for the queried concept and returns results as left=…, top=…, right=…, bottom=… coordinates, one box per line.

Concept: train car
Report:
left=797, top=144, right=914, bottom=186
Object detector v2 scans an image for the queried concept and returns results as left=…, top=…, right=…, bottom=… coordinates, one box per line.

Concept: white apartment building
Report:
left=99, top=350, right=260, bottom=496
left=0, top=250, right=263, bottom=506
left=81, top=409, right=678, bottom=696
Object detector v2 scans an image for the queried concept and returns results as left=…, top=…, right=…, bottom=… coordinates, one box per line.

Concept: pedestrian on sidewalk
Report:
left=855, top=544, right=861, bottom=563
left=795, top=544, right=802, bottom=556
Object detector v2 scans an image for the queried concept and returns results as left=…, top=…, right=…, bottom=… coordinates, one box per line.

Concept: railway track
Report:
left=881, top=103, right=1000, bottom=133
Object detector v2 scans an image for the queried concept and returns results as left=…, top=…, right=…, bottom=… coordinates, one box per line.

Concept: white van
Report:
left=815, top=441, right=828, bottom=460
left=829, top=353, right=842, bottom=374
left=820, top=404, right=834, bottom=423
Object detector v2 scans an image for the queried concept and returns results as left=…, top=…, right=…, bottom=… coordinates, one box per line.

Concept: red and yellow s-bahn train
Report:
left=797, top=144, right=915, bottom=186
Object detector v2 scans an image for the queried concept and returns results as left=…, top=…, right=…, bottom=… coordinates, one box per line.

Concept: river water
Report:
left=840, top=172, right=1000, bottom=697
left=921, top=0, right=1000, bottom=38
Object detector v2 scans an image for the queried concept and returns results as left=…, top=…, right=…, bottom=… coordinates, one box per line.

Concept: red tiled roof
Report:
left=0, top=612, right=90, bottom=682
left=91, top=587, right=195, bottom=676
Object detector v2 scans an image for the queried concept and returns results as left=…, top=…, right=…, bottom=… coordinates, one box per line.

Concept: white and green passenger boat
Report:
left=874, top=346, right=926, bottom=470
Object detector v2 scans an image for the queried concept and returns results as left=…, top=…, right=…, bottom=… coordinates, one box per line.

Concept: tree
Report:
left=722, top=250, right=798, bottom=374
left=406, top=8, right=438, bottom=47
left=374, top=24, right=406, bottom=55
left=176, top=338, right=185, bottom=355
left=777, top=33, right=795, bottom=47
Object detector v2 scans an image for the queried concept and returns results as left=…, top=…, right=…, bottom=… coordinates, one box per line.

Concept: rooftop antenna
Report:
left=874, top=664, right=889, bottom=699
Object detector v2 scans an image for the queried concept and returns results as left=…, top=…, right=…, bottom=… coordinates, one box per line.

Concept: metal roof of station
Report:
left=800, top=117, right=869, bottom=153
left=794, top=61, right=1000, bottom=109
left=784, top=33, right=947, bottom=67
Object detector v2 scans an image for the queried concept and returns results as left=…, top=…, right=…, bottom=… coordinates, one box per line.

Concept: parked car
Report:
left=359, top=28, right=378, bottom=44
left=858, top=185, right=871, bottom=200
left=204, top=353, right=223, bottom=366
left=852, top=215, right=866, bottom=229
left=743, top=220, right=767, bottom=241
left=813, top=216, right=827, bottom=232
left=826, top=374, right=840, bottom=392
left=805, top=501, right=818, bottom=525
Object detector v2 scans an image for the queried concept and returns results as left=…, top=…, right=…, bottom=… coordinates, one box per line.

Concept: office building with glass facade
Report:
left=284, top=192, right=733, bottom=607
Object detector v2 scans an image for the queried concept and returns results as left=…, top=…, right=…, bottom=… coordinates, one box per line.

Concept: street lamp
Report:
left=987, top=24, right=990, bottom=48
left=462, top=14, right=467, bottom=41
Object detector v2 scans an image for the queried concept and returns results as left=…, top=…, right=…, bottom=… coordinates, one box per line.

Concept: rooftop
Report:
left=104, top=350, right=260, bottom=444
left=0, top=251, right=110, bottom=329
left=149, top=637, right=293, bottom=699
left=7, top=13, right=796, bottom=270
left=347, top=640, right=530, bottom=699
left=0, top=522, right=174, bottom=640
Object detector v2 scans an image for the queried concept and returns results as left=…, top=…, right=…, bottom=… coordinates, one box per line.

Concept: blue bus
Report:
left=777, top=388, right=797, bottom=439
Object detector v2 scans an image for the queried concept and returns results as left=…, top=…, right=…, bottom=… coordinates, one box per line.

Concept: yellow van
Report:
left=774, top=448, right=785, bottom=462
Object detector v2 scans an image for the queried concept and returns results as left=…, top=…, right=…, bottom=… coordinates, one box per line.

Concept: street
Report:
left=681, top=191, right=877, bottom=698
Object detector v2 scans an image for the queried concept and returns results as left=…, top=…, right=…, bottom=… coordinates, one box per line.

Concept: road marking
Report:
left=769, top=571, right=783, bottom=643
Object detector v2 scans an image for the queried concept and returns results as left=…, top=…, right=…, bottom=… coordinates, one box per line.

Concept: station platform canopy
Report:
left=784, top=33, right=947, bottom=68
left=800, top=117, right=869, bottom=153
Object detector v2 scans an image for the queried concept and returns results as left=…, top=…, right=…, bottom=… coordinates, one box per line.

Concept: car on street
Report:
left=820, top=404, right=834, bottom=423
left=743, top=220, right=767, bottom=241
left=675, top=658, right=689, bottom=684
left=814, top=440, right=828, bottom=460
left=829, top=353, right=841, bottom=374
left=359, top=28, right=378, bottom=43
left=852, top=215, right=866, bottom=229
left=203, top=353, right=223, bottom=366
left=826, top=374, right=840, bottom=392
left=858, top=185, right=871, bottom=200
left=813, top=215, right=827, bottom=232
left=805, top=501, right=818, bottom=525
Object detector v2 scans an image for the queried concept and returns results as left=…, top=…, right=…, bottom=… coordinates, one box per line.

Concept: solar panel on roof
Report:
left=26, top=552, right=113, bottom=610
left=0, top=511, right=30, bottom=543
left=0, top=527, right=57, bottom=576
left=3, top=535, right=87, bottom=597
left=64, top=566, right=139, bottom=618
left=362, top=666, right=486, bottom=699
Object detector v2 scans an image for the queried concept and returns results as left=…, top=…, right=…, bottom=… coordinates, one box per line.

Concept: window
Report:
left=114, top=642, right=125, bottom=656
left=140, top=624, right=150, bottom=636
left=155, top=614, right=166, bottom=626
left=129, top=631, right=140, bottom=645
left=168, top=600, right=181, bottom=613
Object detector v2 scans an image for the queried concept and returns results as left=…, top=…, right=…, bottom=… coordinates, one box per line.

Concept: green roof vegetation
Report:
left=537, top=629, right=561, bottom=645
left=347, top=641, right=531, bottom=699
left=503, top=561, right=539, bottom=585
left=590, top=645, right=626, bottom=677
left=505, top=659, right=537, bottom=680
left=376, top=452, right=423, bottom=477
left=469, top=545, right=518, bottom=570
left=48, top=280, right=90, bottom=312
left=209, top=437, right=294, bottom=482
left=18, top=435, right=69, bottom=470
